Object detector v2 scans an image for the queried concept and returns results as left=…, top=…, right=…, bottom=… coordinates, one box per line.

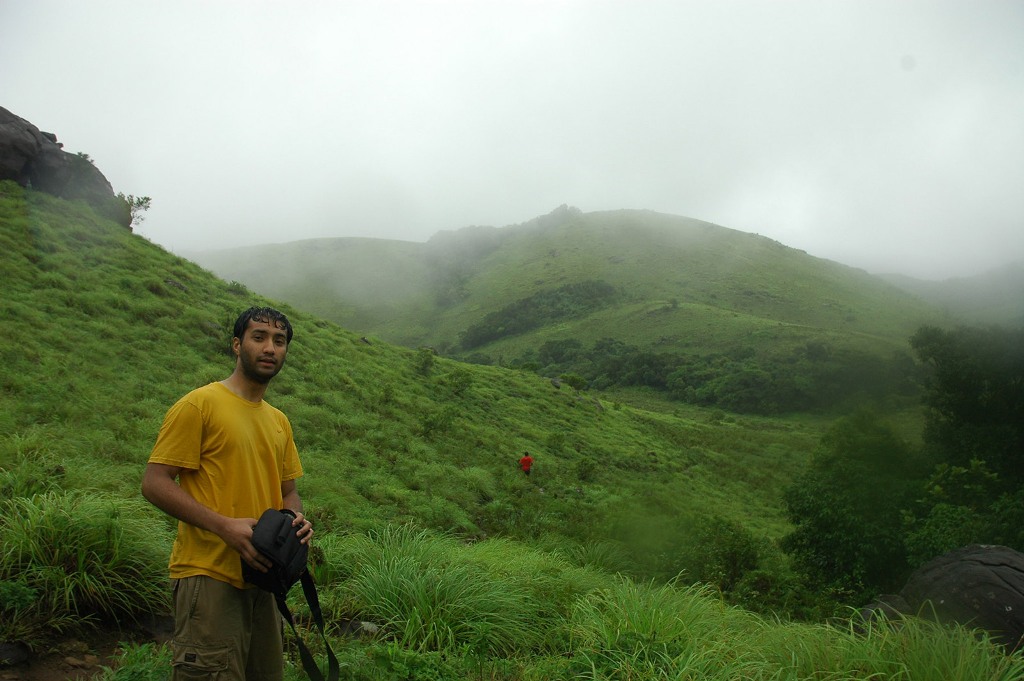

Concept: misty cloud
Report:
left=2, top=0, right=1022, bottom=279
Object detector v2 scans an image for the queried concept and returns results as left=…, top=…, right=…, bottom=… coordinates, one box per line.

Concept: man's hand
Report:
left=281, top=479, right=312, bottom=545
left=219, top=516, right=273, bottom=572
left=290, top=512, right=314, bottom=545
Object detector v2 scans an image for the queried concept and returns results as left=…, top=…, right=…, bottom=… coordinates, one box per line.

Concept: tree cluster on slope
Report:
left=781, top=324, right=1024, bottom=605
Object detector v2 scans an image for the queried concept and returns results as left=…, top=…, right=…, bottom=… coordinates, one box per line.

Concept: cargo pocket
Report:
left=171, top=640, right=231, bottom=680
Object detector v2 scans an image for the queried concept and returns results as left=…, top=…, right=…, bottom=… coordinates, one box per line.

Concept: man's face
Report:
left=234, top=318, right=289, bottom=384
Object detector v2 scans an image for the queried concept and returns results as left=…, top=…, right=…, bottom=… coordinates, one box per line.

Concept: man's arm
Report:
left=281, top=478, right=314, bottom=545
left=141, top=462, right=272, bottom=571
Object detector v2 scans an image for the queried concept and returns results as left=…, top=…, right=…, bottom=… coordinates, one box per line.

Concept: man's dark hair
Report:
left=233, top=306, right=293, bottom=344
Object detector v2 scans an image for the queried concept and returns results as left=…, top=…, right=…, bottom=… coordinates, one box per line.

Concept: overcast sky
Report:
left=3, top=1, right=1023, bottom=279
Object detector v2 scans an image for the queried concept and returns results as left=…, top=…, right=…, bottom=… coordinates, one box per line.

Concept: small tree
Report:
left=781, top=409, right=928, bottom=599
left=903, top=324, right=1024, bottom=560
left=414, top=347, right=436, bottom=376
left=559, top=373, right=587, bottom=392
left=117, top=192, right=152, bottom=228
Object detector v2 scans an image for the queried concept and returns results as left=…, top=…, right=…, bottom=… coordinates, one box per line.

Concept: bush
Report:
left=0, top=578, right=37, bottom=615
left=904, top=502, right=987, bottom=567
left=690, top=516, right=764, bottom=593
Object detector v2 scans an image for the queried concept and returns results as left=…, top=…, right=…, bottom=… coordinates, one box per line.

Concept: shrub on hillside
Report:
left=689, top=516, right=765, bottom=593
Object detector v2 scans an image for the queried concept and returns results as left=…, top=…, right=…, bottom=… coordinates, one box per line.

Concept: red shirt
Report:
left=519, top=455, right=533, bottom=472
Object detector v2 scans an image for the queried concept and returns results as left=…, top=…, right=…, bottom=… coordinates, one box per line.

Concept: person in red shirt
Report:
left=519, top=452, right=534, bottom=476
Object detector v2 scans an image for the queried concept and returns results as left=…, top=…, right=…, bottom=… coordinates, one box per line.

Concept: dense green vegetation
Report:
left=780, top=326, right=1024, bottom=606
left=459, top=280, right=620, bottom=350
left=2, top=182, right=1021, bottom=679
left=497, top=335, right=920, bottom=415
left=781, top=410, right=931, bottom=602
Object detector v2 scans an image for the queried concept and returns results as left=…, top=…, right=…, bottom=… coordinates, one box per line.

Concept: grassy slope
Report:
left=0, top=182, right=820, bottom=567
left=189, top=208, right=943, bottom=367
left=7, top=184, right=1020, bottom=680
left=433, top=210, right=937, bottom=360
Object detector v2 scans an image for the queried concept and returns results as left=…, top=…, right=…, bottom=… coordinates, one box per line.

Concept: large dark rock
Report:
left=0, top=106, right=130, bottom=227
left=874, top=544, right=1024, bottom=652
left=0, top=107, right=42, bottom=184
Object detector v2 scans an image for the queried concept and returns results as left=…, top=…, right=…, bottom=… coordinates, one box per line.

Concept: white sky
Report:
left=2, top=0, right=1023, bottom=279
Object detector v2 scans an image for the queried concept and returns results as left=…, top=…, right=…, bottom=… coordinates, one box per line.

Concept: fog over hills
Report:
left=6, top=3, right=1023, bottom=281
left=187, top=206, right=962, bottom=357
left=878, top=261, right=1024, bottom=327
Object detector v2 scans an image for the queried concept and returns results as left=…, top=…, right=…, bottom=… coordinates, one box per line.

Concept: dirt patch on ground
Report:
left=0, top=615, right=172, bottom=681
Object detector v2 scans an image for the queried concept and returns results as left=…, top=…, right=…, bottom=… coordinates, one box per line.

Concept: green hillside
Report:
left=0, top=179, right=828, bottom=583
left=192, top=207, right=941, bottom=349
left=190, top=206, right=943, bottom=416
left=187, top=235, right=435, bottom=331
left=4, top=182, right=1019, bottom=679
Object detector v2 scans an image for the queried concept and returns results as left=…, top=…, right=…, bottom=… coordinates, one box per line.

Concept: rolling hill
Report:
left=190, top=205, right=942, bottom=347
left=0, top=180, right=826, bottom=579
left=189, top=205, right=950, bottom=415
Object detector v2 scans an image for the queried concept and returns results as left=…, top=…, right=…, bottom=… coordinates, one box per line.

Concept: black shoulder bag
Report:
left=242, top=508, right=339, bottom=681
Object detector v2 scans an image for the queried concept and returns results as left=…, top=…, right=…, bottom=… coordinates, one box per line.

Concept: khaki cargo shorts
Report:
left=171, top=575, right=284, bottom=681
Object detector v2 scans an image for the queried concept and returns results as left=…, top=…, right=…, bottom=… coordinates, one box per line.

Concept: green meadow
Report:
left=1, top=182, right=1019, bottom=679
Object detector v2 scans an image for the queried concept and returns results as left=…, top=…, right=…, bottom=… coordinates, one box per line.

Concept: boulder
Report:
left=858, top=593, right=912, bottom=628
left=0, top=107, right=42, bottom=183
left=878, top=544, right=1024, bottom=652
left=0, top=106, right=130, bottom=227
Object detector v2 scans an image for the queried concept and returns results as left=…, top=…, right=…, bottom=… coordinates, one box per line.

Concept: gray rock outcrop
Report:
left=0, top=106, right=130, bottom=227
left=863, top=544, right=1024, bottom=652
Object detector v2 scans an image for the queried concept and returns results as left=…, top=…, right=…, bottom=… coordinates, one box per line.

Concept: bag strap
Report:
left=272, top=571, right=340, bottom=681
left=300, top=570, right=340, bottom=681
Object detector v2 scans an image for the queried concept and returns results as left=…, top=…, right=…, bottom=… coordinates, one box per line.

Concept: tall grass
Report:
left=568, top=579, right=754, bottom=679
left=97, top=643, right=172, bottom=681
left=0, top=491, right=170, bottom=622
left=307, top=531, right=1024, bottom=680
left=741, top=610, right=1024, bottom=681
left=2, top=494, right=1018, bottom=681
left=561, top=577, right=1024, bottom=681
left=350, top=554, right=533, bottom=654
left=323, top=526, right=536, bottom=655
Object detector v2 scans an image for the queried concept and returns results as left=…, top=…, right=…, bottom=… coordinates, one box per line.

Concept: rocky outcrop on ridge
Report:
left=0, top=105, right=130, bottom=227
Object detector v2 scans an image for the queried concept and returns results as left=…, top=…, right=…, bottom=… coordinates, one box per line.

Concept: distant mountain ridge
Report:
left=189, top=206, right=986, bottom=415
left=188, top=205, right=947, bottom=352
left=878, top=262, right=1024, bottom=327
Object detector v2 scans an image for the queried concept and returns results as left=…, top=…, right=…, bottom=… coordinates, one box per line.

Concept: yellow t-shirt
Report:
left=148, top=382, right=303, bottom=588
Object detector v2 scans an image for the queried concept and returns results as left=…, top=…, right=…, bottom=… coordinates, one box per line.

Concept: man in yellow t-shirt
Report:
left=143, top=306, right=312, bottom=681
